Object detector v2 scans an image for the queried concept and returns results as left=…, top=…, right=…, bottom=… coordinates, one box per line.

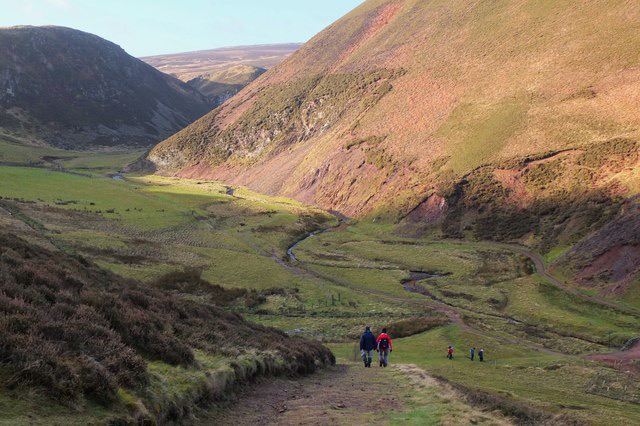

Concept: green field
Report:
left=331, top=326, right=640, bottom=425
left=0, top=161, right=638, bottom=425
left=0, top=137, right=144, bottom=173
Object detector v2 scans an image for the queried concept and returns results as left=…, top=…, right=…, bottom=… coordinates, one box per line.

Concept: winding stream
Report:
left=287, top=230, right=322, bottom=262
left=287, top=211, right=347, bottom=262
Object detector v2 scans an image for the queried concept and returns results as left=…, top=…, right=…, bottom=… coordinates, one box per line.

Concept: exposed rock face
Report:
left=0, top=26, right=212, bottom=149
left=556, top=199, right=640, bottom=296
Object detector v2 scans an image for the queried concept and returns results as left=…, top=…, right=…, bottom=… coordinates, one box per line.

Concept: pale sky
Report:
left=0, top=0, right=364, bottom=57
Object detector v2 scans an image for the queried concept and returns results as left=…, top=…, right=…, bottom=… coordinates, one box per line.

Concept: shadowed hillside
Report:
left=0, top=26, right=212, bottom=149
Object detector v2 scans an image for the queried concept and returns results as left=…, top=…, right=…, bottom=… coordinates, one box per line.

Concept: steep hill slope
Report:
left=148, top=0, right=639, bottom=211
left=147, top=1, right=640, bottom=293
left=0, top=26, right=212, bottom=149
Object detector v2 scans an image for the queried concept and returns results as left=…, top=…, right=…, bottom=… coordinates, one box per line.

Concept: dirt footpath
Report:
left=199, top=363, right=511, bottom=425
left=200, top=364, right=402, bottom=425
left=586, top=339, right=640, bottom=373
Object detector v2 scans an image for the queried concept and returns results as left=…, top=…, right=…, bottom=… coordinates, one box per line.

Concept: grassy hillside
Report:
left=149, top=0, right=640, bottom=212
left=0, top=26, right=212, bottom=149
left=147, top=0, right=640, bottom=303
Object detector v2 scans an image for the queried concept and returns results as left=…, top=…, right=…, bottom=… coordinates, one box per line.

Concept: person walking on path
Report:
left=479, top=348, right=484, bottom=362
left=447, top=345, right=454, bottom=360
left=359, top=326, right=376, bottom=368
left=376, top=328, right=393, bottom=367
left=470, top=347, right=475, bottom=361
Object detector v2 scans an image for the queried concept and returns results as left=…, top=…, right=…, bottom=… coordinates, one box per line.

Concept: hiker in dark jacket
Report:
left=470, top=347, right=475, bottom=361
left=359, top=326, right=376, bottom=368
left=479, top=348, right=484, bottom=362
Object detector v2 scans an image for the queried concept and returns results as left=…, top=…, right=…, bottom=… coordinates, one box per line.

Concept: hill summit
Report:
left=0, top=26, right=212, bottom=149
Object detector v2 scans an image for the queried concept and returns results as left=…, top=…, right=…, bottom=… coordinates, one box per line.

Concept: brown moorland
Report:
left=141, top=43, right=301, bottom=82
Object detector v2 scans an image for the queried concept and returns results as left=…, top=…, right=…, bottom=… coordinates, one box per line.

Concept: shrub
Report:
left=244, top=291, right=267, bottom=308
left=385, top=316, right=448, bottom=339
left=152, top=267, right=247, bottom=304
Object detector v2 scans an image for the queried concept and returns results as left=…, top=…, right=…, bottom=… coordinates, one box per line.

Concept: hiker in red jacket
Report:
left=447, top=345, right=454, bottom=360
left=376, top=328, right=393, bottom=367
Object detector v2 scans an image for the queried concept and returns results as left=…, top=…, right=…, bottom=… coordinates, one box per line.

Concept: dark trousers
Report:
left=379, top=349, right=389, bottom=366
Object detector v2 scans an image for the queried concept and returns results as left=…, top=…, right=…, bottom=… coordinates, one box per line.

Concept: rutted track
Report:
left=204, top=362, right=513, bottom=426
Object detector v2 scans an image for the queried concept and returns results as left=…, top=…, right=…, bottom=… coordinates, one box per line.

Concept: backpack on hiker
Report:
left=379, top=337, right=389, bottom=350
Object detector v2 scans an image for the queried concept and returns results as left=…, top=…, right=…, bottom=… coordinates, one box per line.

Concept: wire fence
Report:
left=585, top=367, right=640, bottom=404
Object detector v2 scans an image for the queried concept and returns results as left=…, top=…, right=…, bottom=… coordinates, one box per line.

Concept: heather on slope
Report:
left=0, top=233, right=333, bottom=421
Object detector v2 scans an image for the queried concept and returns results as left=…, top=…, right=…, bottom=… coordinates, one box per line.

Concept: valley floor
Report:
left=0, top=150, right=638, bottom=424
